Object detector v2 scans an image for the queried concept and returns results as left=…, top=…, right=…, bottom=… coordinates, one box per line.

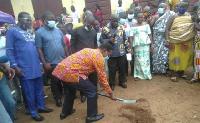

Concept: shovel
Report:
left=97, top=92, right=137, bottom=103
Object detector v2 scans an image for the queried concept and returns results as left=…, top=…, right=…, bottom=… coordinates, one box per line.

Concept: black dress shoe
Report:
left=119, top=83, right=127, bottom=88
left=38, top=108, right=53, bottom=113
left=110, top=85, right=115, bottom=91
left=32, top=114, right=44, bottom=121
left=81, top=95, right=86, bottom=103
left=60, top=109, right=76, bottom=120
left=56, top=99, right=62, bottom=107
left=86, top=114, right=104, bottom=123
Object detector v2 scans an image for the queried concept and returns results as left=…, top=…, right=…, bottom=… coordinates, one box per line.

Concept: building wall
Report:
left=110, top=0, right=132, bottom=14
left=61, top=0, right=86, bottom=21
left=11, top=0, right=34, bottom=19
left=9, top=0, right=199, bottom=20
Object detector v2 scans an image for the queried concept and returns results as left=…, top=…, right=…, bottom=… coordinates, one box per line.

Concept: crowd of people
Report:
left=0, top=0, right=200, bottom=122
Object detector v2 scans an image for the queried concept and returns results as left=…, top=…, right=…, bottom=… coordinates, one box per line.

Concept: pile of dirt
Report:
left=119, top=98, right=156, bottom=123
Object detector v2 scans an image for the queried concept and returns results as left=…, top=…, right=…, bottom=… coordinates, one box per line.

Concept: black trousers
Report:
left=47, top=64, right=67, bottom=100
left=108, top=55, right=126, bottom=85
left=80, top=72, right=97, bottom=97
left=62, top=78, right=97, bottom=117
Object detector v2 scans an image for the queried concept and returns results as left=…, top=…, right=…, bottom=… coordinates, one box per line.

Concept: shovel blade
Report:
left=123, top=100, right=137, bottom=103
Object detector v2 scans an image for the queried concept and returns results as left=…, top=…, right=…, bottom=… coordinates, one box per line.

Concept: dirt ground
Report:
left=15, top=70, right=200, bottom=123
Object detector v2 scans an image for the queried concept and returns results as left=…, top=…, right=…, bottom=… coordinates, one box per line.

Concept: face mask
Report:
left=104, top=56, right=109, bottom=60
left=178, top=8, right=187, bottom=14
left=67, top=30, right=73, bottom=34
left=119, top=18, right=126, bottom=25
left=158, top=8, right=164, bottom=15
left=47, top=21, right=55, bottom=29
left=128, top=14, right=134, bottom=19
left=103, top=51, right=109, bottom=60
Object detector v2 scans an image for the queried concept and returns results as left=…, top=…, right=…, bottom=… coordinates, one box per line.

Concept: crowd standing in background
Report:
left=1, top=0, right=200, bottom=122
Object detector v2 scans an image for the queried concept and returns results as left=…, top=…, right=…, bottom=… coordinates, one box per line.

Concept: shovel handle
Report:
left=97, top=92, right=123, bottom=101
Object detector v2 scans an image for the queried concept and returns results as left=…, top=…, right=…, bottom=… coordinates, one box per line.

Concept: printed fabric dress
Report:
left=152, top=11, right=175, bottom=73
left=130, top=24, right=152, bottom=80
left=169, top=15, right=194, bottom=71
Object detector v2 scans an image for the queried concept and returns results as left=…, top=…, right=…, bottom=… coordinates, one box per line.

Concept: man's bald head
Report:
left=84, top=10, right=93, bottom=17
left=85, top=15, right=95, bottom=23
left=174, top=2, right=181, bottom=13
left=134, top=6, right=141, bottom=12
left=83, top=10, right=94, bottom=24
left=111, top=14, right=119, bottom=19
left=143, top=6, right=150, bottom=12
left=111, top=14, right=119, bottom=28
left=85, top=15, right=95, bottom=31
left=158, top=3, right=167, bottom=9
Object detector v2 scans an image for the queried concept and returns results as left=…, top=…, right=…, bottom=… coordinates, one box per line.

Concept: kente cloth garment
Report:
left=169, top=40, right=193, bottom=71
left=168, top=15, right=194, bottom=71
left=152, top=11, right=175, bottom=73
left=194, top=32, right=200, bottom=79
left=100, top=24, right=127, bottom=57
left=169, top=16, right=195, bottom=44
left=52, top=48, right=112, bottom=94
left=130, top=24, right=152, bottom=79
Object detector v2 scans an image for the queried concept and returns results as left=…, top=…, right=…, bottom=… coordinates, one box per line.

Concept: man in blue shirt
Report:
left=100, top=14, right=128, bottom=91
left=6, top=12, right=53, bottom=121
left=35, top=11, right=70, bottom=107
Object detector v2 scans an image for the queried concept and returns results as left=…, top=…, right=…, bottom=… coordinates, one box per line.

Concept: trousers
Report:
left=62, top=78, right=97, bottom=117
left=20, top=77, right=45, bottom=117
left=0, top=75, right=15, bottom=121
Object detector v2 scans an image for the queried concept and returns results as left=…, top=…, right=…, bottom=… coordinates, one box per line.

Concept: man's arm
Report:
left=60, top=31, right=70, bottom=57
left=64, top=45, right=70, bottom=57
left=94, top=33, right=98, bottom=48
left=100, top=27, right=115, bottom=44
left=70, top=29, right=77, bottom=53
left=0, top=63, right=15, bottom=79
left=165, top=16, right=175, bottom=42
left=93, top=57, right=115, bottom=100
left=6, top=29, right=17, bottom=69
left=35, top=31, right=52, bottom=70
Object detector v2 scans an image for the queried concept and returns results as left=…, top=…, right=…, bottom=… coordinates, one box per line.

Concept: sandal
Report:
left=171, top=77, right=178, bottom=82
left=186, top=78, right=196, bottom=84
left=181, top=74, right=190, bottom=80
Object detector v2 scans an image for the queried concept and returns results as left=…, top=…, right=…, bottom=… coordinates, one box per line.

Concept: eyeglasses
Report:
left=19, top=18, right=32, bottom=22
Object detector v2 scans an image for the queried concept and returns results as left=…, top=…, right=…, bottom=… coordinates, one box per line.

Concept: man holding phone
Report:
left=100, top=14, right=128, bottom=91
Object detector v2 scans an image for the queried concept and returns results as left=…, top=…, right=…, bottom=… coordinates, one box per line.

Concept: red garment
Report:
left=94, top=10, right=105, bottom=27
left=64, top=35, right=70, bottom=47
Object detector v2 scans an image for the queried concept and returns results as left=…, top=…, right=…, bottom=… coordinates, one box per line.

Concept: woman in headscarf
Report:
left=165, top=1, right=195, bottom=82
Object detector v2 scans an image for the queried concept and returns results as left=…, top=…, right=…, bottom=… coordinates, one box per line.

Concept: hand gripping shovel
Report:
left=97, top=92, right=137, bottom=103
